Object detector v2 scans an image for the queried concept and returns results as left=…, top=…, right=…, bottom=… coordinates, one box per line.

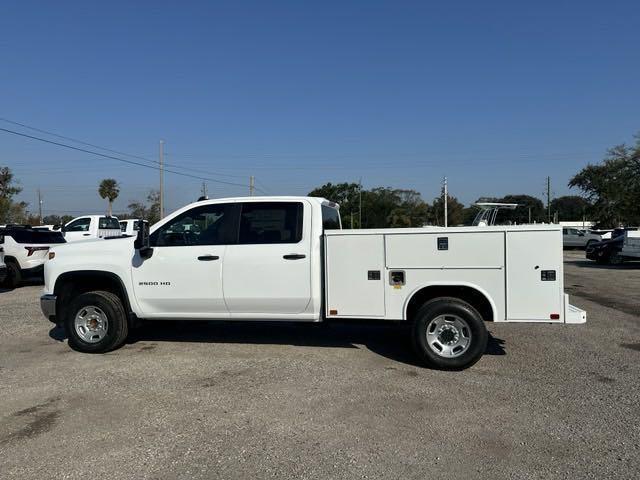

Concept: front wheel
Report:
left=412, top=297, right=488, bottom=370
left=65, top=291, right=129, bottom=353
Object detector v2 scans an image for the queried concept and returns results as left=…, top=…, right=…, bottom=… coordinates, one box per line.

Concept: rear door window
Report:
left=99, top=217, right=121, bottom=229
left=238, top=202, right=303, bottom=244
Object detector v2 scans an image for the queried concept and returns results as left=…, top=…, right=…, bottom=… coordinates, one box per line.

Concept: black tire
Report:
left=412, top=297, right=488, bottom=370
left=609, top=252, right=624, bottom=265
left=65, top=291, right=129, bottom=353
left=3, top=260, right=22, bottom=288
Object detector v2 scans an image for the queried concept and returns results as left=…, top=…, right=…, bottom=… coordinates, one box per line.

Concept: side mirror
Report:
left=61, top=224, right=67, bottom=233
left=134, top=220, right=153, bottom=259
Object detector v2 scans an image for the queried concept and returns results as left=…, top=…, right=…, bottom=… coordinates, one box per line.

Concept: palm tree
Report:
left=98, top=178, right=120, bottom=216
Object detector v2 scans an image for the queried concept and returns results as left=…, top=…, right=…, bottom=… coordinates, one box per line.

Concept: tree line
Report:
left=0, top=133, right=638, bottom=228
left=0, top=173, right=162, bottom=226
left=309, top=134, right=639, bottom=229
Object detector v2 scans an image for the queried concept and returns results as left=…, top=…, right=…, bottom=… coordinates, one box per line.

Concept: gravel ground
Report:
left=1, top=252, right=639, bottom=479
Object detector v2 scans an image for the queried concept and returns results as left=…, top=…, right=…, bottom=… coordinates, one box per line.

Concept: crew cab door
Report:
left=223, top=201, right=312, bottom=315
left=63, top=217, right=92, bottom=242
left=131, top=203, right=238, bottom=318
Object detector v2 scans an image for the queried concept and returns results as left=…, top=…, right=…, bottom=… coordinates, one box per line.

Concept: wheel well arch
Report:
left=404, top=283, right=496, bottom=323
left=54, top=270, right=132, bottom=321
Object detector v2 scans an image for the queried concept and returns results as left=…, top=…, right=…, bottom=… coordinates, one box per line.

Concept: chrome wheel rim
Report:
left=426, top=314, right=472, bottom=358
left=74, top=306, right=109, bottom=343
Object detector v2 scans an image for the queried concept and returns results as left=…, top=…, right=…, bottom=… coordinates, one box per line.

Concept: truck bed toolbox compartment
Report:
left=324, top=234, right=385, bottom=317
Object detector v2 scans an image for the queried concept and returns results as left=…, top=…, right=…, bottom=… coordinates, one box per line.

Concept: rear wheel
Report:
left=412, top=297, right=488, bottom=370
left=3, top=260, right=22, bottom=288
left=65, top=291, right=129, bottom=353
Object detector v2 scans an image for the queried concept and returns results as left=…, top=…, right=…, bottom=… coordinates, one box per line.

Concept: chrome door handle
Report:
left=197, top=255, right=220, bottom=261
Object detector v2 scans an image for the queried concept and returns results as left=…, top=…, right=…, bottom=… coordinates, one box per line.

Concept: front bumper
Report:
left=40, top=294, right=57, bottom=323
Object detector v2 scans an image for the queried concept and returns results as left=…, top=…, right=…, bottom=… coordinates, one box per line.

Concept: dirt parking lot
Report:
left=1, top=251, right=639, bottom=479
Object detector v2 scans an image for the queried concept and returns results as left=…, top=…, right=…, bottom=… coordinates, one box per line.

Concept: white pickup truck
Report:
left=61, top=215, right=122, bottom=242
left=40, top=196, right=585, bottom=369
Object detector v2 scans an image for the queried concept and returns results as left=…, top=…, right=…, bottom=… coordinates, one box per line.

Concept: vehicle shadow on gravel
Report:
left=117, top=320, right=506, bottom=368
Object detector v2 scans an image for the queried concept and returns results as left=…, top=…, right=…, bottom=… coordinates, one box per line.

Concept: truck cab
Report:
left=62, top=215, right=122, bottom=242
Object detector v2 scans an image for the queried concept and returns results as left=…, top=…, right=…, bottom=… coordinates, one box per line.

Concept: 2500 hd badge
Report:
left=138, top=281, right=171, bottom=286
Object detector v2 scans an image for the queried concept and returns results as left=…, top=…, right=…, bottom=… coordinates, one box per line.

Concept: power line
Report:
left=0, top=127, right=250, bottom=189
left=0, top=117, right=254, bottom=180
left=0, top=117, right=157, bottom=165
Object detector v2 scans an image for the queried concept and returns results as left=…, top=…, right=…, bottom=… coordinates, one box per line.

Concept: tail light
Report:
left=25, top=246, right=49, bottom=256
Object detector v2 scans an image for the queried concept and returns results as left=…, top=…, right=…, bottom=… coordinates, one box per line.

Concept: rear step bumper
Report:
left=564, top=293, right=587, bottom=324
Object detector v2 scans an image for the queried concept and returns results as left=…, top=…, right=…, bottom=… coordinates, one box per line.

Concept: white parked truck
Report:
left=119, top=218, right=148, bottom=236
left=62, top=215, right=122, bottom=242
left=41, top=196, right=586, bottom=369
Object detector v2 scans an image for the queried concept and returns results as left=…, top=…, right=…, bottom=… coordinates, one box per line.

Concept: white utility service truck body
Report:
left=41, top=196, right=585, bottom=369
left=326, top=226, right=584, bottom=324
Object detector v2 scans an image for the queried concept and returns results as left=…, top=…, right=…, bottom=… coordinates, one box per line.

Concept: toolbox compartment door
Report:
left=325, top=234, right=385, bottom=317
left=506, top=230, right=563, bottom=321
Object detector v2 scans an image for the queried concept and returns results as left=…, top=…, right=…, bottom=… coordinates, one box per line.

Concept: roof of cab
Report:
left=191, top=196, right=338, bottom=208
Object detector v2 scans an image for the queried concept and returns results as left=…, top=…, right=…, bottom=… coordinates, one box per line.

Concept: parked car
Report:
left=586, top=236, right=622, bottom=264
left=562, top=227, right=601, bottom=249
left=41, top=196, right=585, bottom=370
left=0, top=226, right=66, bottom=287
left=62, top=215, right=123, bottom=242
left=119, top=219, right=148, bottom=236
left=586, top=230, right=640, bottom=265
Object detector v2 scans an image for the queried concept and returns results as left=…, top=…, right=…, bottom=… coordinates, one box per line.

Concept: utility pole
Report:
left=159, top=140, right=165, bottom=219
left=358, top=178, right=362, bottom=229
left=546, top=176, right=551, bottom=223
left=37, top=188, right=43, bottom=224
left=528, top=207, right=532, bottom=224
left=443, top=177, right=448, bottom=227
left=249, top=176, right=255, bottom=196
left=201, top=182, right=208, bottom=199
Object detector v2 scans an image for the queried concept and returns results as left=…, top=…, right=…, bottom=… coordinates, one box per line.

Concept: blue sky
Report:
left=1, top=0, right=639, bottom=216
